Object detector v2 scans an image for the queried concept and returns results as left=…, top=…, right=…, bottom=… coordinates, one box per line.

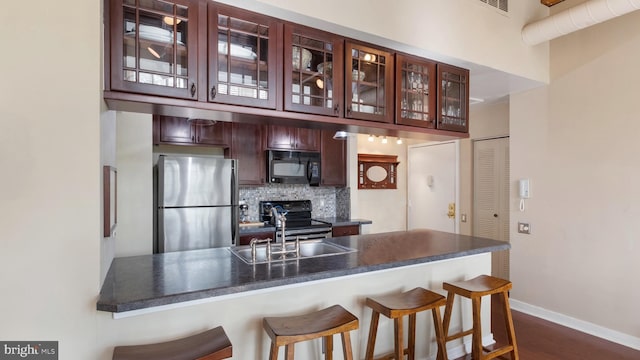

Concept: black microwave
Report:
left=267, top=150, right=321, bottom=186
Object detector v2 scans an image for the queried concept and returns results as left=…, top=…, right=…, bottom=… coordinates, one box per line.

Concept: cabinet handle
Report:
left=190, top=83, right=196, bottom=97
left=334, top=103, right=340, bottom=115
left=192, top=135, right=195, bottom=141
left=210, top=86, right=217, bottom=100
left=346, top=105, right=352, bottom=116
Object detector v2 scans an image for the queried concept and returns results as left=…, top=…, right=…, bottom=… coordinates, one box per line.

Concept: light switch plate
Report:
left=518, top=222, right=531, bottom=234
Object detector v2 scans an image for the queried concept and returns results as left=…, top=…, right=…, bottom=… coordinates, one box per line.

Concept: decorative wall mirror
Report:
left=358, top=154, right=400, bottom=189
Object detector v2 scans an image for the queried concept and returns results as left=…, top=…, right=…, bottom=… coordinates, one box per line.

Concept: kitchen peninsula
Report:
left=97, top=229, right=507, bottom=359
left=98, top=229, right=507, bottom=313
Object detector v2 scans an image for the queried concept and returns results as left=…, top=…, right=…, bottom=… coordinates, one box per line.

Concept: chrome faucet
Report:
left=270, top=206, right=299, bottom=257
left=271, top=206, right=287, bottom=247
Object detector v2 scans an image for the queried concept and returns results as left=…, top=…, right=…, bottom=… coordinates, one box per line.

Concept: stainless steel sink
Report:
left=229, top=240, right=356, bottom=264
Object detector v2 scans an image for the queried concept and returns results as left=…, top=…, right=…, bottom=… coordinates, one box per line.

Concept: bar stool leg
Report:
left=393, top=316, right=404, bottom=360
left=431, top=306, right=448, bottom=360
left=471, top=297, right=483, bottom=359
left=285, top=344, right=294, bottom=360
left=502, top=292, right=519, bottom=360
left=269, top=342, right=278, bottom=360
left=365, top=311, right=380, bottom=360
left=341, top=332, right=354, bottom=360
left=408, top=313, right=417, bottom=360
left=442, top=291, right=456, bottom=340
left=325, top=335, right=334, bottom=360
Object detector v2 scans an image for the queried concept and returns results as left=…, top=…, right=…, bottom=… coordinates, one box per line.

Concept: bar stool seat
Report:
left=364, top=287, right=448, bottom=360
left=112, top=326, right=232, bottom=360
left=263, top=304, right=359, bottom=360
left=442, top=275, right=519, bottom=360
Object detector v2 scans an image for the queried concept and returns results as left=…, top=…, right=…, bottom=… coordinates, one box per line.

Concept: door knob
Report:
left=493, top=213, right=498, bottom=218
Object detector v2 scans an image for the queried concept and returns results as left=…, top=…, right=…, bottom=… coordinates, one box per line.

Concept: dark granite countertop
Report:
left=97, top=229, right=509, bottom=313
left=312, top=217, right=373, bottom=227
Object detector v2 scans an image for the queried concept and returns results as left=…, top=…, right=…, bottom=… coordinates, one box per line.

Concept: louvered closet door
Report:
left=473, top=137, right=510, bottom=279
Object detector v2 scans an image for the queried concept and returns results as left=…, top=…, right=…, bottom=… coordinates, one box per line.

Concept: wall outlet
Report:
left=461, top=214, right=467, bottom=222
left=518, top=222, right=531, bottom=234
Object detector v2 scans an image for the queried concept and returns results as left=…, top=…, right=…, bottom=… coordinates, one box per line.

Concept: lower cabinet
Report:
left=332, top=225, right=360, bottom=237
left=238, top=230, right=274, bottom=246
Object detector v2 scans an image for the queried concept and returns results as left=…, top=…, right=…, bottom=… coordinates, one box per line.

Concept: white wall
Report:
left=115, top=112, right=153, bottom=256
left=458, top=101, right=510, bottom=235
left=0, top=0, right=102, bottom=357
left=351, top=134, right=408, bottom=233
left=510, top=0, right=640, bottom=346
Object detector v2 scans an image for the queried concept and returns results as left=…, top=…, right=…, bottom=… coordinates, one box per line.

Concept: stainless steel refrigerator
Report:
left=156, top=155, right=238, bottom=252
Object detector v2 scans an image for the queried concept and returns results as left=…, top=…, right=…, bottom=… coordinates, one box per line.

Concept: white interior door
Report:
left=407, top=141, right=458, bottom=233
left=473, top=137, right=510, bottom=278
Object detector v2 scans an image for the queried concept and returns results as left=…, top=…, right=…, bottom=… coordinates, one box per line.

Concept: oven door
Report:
left=276, top=226, right=333, bottom=242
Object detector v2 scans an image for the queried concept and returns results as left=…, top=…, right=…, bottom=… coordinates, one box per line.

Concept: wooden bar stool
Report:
left=263, top=304, right=359, bottom=360
left=442, top=275, right=519, bottom=360
left=364, top=287, right=448, bottom=360
left=112, top=326, right=232, bottom=360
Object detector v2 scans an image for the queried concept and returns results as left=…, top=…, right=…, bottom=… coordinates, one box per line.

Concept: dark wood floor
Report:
left=452, top=295, right=640, bottom=360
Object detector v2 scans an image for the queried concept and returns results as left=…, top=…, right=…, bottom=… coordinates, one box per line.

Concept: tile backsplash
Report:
left=239, top=185, right=350, bottom=222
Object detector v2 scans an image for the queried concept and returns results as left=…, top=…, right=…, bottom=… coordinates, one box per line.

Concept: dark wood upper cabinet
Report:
left=345, top=41, right=394, bottom=123
left=231, top=123, right=265, bottom=185
left=395, top=53, right=437, bottom=128
left=437, top=63, right=469, bottom=133
left=153, top=115, right=231, bottom=146
left=109, top=0, right=200, bottom=99
left=207, top=4, right=281, bottom=109
left=320, top=131, right=346, bottom=187
left=106, top=1, right=470, bottom=136
left=283, top=24, right=344, bottom=117
left=266, top=125, right=320, bottom=151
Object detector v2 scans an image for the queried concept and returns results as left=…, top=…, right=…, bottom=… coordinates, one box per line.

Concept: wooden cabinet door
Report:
left=437, top=63, right=469, bottom=132
left=109, top=0, right=200, bottom=99
left=396, top=53, right=437, bottom=128
left=294, top=128, right=320, bottom=151
left=195, top=122, right=231, bottom=146
left=266, top=126, right=319, bottom=151
left=283, top=23, right=344, bottom=117
left=232, top=123, right=265, bottom=185
left=208, top=3, right=281, bottom=109
left=266, top=125, right=295, bottom=149
left=345, top=41, right=394, bottom=123
left=156, top=116, right=194, bottom=144
left=320, top=130, right=346, bottom=186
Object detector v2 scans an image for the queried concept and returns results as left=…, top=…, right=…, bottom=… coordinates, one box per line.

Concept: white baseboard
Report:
left=510, top=299, right=640, bottom=351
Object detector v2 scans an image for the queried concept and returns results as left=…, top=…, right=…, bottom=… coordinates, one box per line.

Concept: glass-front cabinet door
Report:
left=284, top=24, right=344, bottom=117
left=345, top=42, right=394, bottom=123
left=208, top=4, right=279, bottom=109
left=437, top=63, right=469, bottom=132
left=395, top=54, right=436, bottom=128
left=110, top=0, right=199, bottom=99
